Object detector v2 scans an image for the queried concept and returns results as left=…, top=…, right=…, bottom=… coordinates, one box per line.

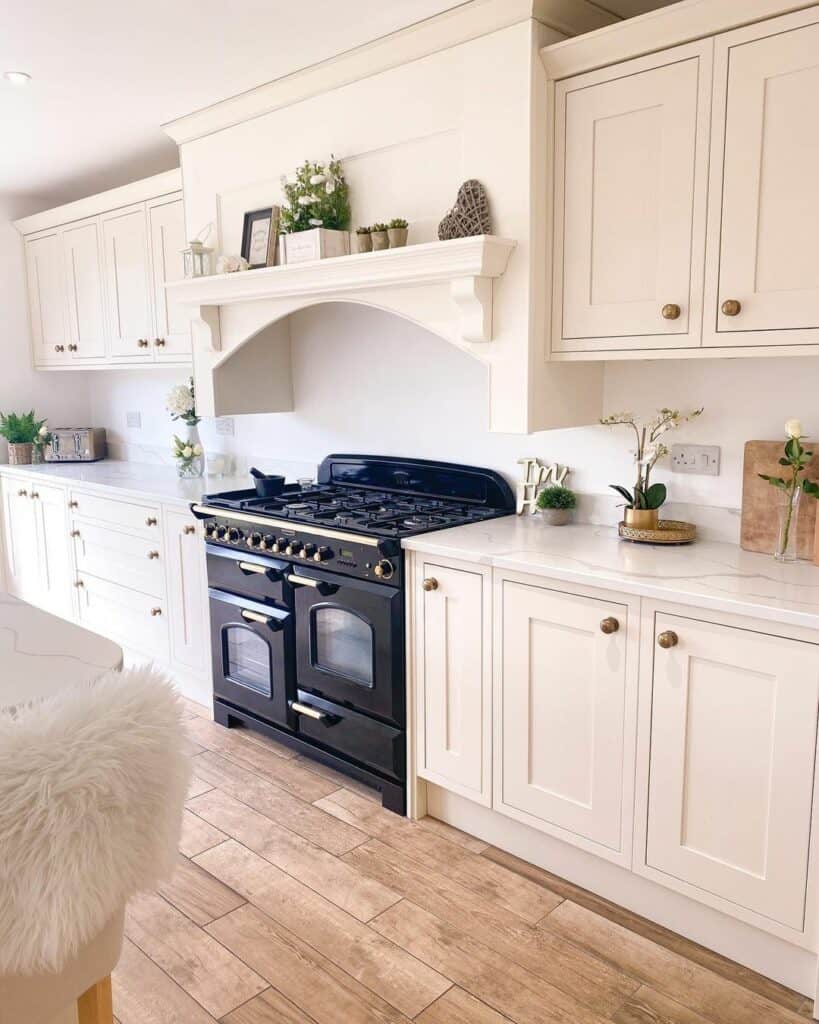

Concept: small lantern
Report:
left=181, top=238, right=213, bottom=278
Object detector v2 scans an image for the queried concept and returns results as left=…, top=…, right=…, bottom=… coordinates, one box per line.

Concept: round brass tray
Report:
left=618, top=519, right=696, bottom=545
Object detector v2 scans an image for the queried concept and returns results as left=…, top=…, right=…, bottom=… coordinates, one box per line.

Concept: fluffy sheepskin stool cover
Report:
left=0, top=665, right=192, bottom=1024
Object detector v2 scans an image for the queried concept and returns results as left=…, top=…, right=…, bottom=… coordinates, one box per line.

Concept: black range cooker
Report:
left=193, top=454, right=514, bottom=814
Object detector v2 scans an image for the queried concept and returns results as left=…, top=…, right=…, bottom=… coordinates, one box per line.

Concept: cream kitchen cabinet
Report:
left=552, top=41, right=711, bottom=354
left=494, top=574, right=637, bottom=861
left=638, top=606, right=819, bottom=934
left=163, top=508, right=210, bottom=676
left=61, top=217, right=107, bottom=360
left=24, top=230, right=69, bottom=366
left=147, top=196, right=189, bottom=361
left=101, top=203, right=156, bottom=361
left=415, top=556, right=492, bottom=805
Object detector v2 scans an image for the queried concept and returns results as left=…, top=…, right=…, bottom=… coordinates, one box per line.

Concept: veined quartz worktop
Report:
left=403, top=515, right=819, bottom=632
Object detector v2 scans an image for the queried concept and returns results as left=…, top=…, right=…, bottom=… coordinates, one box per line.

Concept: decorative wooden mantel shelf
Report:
left=165, top=235, right=516, bottom=348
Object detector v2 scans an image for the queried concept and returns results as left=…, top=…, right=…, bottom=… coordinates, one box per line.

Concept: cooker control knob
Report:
left=373, top=559, right=394, bottom=580
left=286, top=540, right=302, bottom=556
left=214, top=525, right=228, bottom=540
left=260, top=534, right=276, bottom=551
left=301, top=543, right=316, bottom=559
left=247, top=532, right=263, bottom=549
left=271, top=537, right=286, bottom=553
left=314, top=546, right=332, bottom=562
left=204, top=523, right=218, bottom=538
left=227, top=527, right=242, bottom=543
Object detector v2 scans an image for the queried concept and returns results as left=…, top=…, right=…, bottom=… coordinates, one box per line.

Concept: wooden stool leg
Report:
left=77, top=975, right=113, bottom=1024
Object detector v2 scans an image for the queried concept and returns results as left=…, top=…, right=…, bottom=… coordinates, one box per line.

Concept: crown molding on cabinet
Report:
left=13, top=169, right=183, bottom=237
left=540, top=0, right=819, bottom=78
left=162, top=0, right=617, bottom=146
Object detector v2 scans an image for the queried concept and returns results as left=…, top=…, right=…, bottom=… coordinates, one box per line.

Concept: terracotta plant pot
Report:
left=7, top=442, right=33, bottom=466
left=371, top=230, right=389, bottom=251
left=624, top=507, right=660, bottom=530
left=540, top=508, right=573, bottom=526
left=387, top=227, right=408, bottom=248
left=355, top=233, right=372, bottom=253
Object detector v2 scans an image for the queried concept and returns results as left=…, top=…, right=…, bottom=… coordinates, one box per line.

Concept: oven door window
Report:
left=311, top=604, right=374, bottom=688
left=223, top=625, right=272, bottom=695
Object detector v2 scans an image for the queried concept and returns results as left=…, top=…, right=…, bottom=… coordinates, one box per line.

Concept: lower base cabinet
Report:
left=643, top=609, right=819, bottom=932
left=164, top=509, right=209, bottom=676
left=75, top=573, right=169, bottom=662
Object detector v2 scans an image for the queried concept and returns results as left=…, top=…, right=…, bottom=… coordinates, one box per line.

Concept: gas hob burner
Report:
left=402, top=514, right=452, bottom=530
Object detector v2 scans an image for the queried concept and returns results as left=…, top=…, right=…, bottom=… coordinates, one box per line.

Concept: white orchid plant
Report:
left=166, top=377, right=200, bottom=427
left=601, top=407, right=703, bottom=511
left=279, top=156, right=350, bottom=234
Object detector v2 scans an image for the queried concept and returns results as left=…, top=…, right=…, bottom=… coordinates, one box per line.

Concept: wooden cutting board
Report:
left=741, top=440, right=819, bottom=559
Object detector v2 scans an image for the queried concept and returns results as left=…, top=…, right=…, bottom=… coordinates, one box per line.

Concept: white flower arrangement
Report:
left=172, top=434, right=203, bottom=473
left=165, top=377, right=200, bottom=426
left=280, top=156, right=350, bottom=234
left=216, top=254, right=249, bottom=274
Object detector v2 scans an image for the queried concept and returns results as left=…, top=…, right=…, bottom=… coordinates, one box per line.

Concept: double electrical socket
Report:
left=671, top=444, right=721, bottom=476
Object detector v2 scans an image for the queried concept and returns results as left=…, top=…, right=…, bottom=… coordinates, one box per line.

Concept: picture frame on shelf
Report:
left=241, top=206, right=280, bottom=268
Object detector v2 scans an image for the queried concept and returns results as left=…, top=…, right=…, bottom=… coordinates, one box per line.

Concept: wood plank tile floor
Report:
left=110, top=698, right=816, bottom=1024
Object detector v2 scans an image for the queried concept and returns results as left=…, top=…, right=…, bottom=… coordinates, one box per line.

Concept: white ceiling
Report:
left=1, top=0, right=675, bottom=208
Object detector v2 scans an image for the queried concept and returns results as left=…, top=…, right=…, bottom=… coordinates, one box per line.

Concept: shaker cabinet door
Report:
left=1, top=478, right=42, bottom=602
left=33, top=483, right=74, bottom=619
left=497, top=579, right=629, bottom=854
left=416, top=559, right=491, bottom=804
left=62, top=218, right=107, bottom=360
left=25, top=232, right=69, bottom=365
left=646, top=612, right=819, bottom=930
left=553, top=42, right=711, bottom=352
left=101, top=204, right=153, bottom=360
left=148, top=196, right=190, bottom=361
left=706, top=14, right=819, bottom=345
left=164, top=508, right=209, bottom=676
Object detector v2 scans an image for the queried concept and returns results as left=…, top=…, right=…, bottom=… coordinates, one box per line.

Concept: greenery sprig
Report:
left=0, top=410, right=46, bottom=445
left=280, top=157, right=350, bottom=234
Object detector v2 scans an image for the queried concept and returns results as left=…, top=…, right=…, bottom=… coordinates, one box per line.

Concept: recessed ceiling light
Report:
left=4, top=71, right=32, bottom=86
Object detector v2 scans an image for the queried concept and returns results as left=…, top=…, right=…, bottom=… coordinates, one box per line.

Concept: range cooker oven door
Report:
left=210, top=589, right=297, bottom=729
left=289, top=567, right=404, bottom=726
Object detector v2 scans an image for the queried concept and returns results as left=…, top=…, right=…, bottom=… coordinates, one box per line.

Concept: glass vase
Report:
left=177, top=422, right=205, bottom=479
left=774, top=486, right=801, bottom=563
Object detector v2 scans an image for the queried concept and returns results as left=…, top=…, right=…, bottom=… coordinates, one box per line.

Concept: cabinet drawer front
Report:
left=74, top=520, right=165, bottom=597
left=418, top=561, right=489, bottom=803
left=69, top=490, right=161, bottom=536
left=76, top=573, right=168, bottom=660
left=646, top=613, right=819, bottom=930
left=711, top=17, right=819, bottom=341
left=498, top=580, right=628, bottom=851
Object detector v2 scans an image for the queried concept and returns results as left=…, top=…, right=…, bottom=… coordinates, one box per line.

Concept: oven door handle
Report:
left=286, top=574, right=338, bottom=596
left=239, top=560, right=282, bottom=580
left=241, top=608, right=283, bottom=629
left=289, top=700, right=329, bottom=721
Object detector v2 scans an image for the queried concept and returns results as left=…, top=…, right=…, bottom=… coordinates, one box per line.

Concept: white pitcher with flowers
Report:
left=166, top=377, right=204, bottom=478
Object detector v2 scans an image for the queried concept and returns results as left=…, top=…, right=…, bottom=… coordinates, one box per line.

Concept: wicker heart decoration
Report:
left=438, top=179, right=491, bottom=240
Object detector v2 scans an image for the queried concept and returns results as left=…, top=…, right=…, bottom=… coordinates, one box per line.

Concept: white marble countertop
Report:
left=0, top=593, right=123, bottom=708
left=404, top=516, right=819, bottom=631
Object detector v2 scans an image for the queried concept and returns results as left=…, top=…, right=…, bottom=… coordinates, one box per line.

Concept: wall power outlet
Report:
left=671, top=444, right=721, bottom=476
left=126, top=411, right=142, bottom=429
left=215, top=417, right=235, bottom=437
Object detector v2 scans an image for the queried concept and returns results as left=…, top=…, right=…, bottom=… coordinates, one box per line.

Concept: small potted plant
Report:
left=0, top=410, right=47, bottom=465
left=759, top=419, right=819, bottom=562
left=355, top=226, right=372, bottom=253
left=536, top=485, right=577, bottom=525
left=602, top=407, right=703, bottom=530
left=279, top=156, right=351, bottom=264
left=370, top=223, right=389, bottom=251
left=387, top=218, right=408, bottom=248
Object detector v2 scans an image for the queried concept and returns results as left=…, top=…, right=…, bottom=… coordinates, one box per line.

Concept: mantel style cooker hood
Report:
left=162, top=0, right=606, bottom=433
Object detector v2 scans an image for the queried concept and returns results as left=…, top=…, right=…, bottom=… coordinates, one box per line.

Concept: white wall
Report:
left=0, top=198, right=91, bottom=458
left=89, top=302, right=819, bottom=529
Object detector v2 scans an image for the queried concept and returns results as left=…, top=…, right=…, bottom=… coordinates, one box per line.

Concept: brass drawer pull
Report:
left=657, top=630, right=679, bottom=649
left=147, top=550, right=160, bottom=560
left=422, top=578, right=438, bottom=592
left=721, top=299, right=741, bottom=317
left=241, top=608, right=271, bottom=625
left=240, top=561, right=268, bottom=575
left=183, top=524, right=196, bottom=535
left=290, top=700, right=327, bottom=721
left=600, top=617, right=619, bottom=634
left=661, top=303, right=681, bottom=321
left=150, top=607, right=163, bottom=617
left=145, top=516, right=158, bottom=526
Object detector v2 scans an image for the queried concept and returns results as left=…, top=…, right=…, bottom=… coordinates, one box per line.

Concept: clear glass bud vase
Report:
left=775, top=486, right=801, bottom=563
left=177, top=422, right=205, bottom=479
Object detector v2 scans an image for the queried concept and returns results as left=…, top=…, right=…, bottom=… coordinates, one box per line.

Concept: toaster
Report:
left=45, top=428, right=107, bottom=463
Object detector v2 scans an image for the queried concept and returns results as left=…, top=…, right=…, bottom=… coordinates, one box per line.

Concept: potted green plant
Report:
left=536, top=485, right=577, bottom=525
left=601, top=407, right=703, bottom=530
left=387, top=218, right=409, bottom=248
left=759, top=419, right=819, bottom=562
left=279, top=156, right=351, bottom=264
left=370, top=223, right=389, bottom=251
left=0, top=410, right=47, bottom=465
left=355, top=226, right=372, bottom=253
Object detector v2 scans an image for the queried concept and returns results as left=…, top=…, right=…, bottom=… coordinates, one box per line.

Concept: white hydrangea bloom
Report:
left=309, top=173, right=326, bottom=185
left=297, top=195, right=312, bottom=206
left=166, top=384, right=194, bottom=418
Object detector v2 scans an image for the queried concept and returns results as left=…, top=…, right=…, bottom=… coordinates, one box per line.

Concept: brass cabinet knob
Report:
left=137, top=338, right=149, bottom=348
left=183, top=524, right=196, bottom=535
left=54, top=344, right=64, bottom=353
left=68, top=500, right=79, bottom=509
left=67, top=343, right=78, bottom=352
left=661, top=303, right=681, bottom=321
left=147, top=550, right=160, bottom=560
left=70, top=529, right=81, bottom=538
left=721, top=299, right=742, bottom=317
left=145, top=516, right=158, bottom=526
left=30, top=492, right=39, bottom=500
left=422, top=578, right=439, bottom=592
left=657, top=630, right=679, bottom=649
left=600, top=617, right=620, bottom=634
left=150, top=607, right=162, bottom=617
left=154, top=337, right=166, bottom=348
left=74, top=579, right=84, bottom=588
left=17, top=488, right=27, bottom=497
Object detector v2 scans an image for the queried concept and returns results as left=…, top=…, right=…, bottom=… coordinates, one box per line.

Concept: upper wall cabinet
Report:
left=545, top=6, right=819, bottom=360
left=15, top=170, right=190, bottom=370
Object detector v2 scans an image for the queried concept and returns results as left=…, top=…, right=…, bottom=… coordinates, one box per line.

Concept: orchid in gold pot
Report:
left=760, top=419, right=819, bottom=562
left=601, top=407, right=703, bottom=530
